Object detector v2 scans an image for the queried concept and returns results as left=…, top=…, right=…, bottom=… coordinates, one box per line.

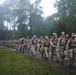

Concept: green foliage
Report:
left=5, top=30, right=18, bottom=40
left=0, top=0, right=76, bottom=39
left=54, top=0, right=76, bottom=35
left=17, top=23, right=28, bottom=38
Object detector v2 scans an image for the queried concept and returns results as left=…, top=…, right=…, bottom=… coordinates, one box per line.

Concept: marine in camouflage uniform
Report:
left=67, top=33, right=76, bottom=68
left=50, top=33, right=59, bottom=62
left=20, top=38, right=25, bottom=53
left=58, top=32, right=67, bottom=65
left=31, top=35, right=37, bottom=56
left=42, top=36, right=50, bottom=61
left=38, top=36, right=44, bottom=54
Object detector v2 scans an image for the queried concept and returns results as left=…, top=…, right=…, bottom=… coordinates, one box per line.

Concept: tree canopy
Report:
left=0, top=0, right=76, bottom=40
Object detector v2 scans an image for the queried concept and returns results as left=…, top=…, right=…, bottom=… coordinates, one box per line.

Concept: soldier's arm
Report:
left=57, top=38, right=60, bottom=49
left=50, top=39, right=57, bottom=48
left=66, top=39, right=70, bottom=51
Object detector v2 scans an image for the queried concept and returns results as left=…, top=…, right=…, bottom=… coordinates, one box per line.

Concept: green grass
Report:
left=0, top=47, right=70, bottom=75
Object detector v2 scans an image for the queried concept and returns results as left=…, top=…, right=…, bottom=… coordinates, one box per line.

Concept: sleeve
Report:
left=66, top=39, right=70, bottom=51
left=50, top=38, right=54, bottom=46
left=57, top=37, right=60, bottom=47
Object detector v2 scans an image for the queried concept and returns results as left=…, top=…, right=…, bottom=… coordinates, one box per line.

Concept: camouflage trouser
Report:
left=51, top=47, right=55, bottom=60
left=68, top=48, right=76, bottom=66
left=21, top=44, right=27, bottom=53
left=59, top=47, right=66, bottom=64
left=13, top=44, right=16, bottom=49
left=37, top=43, right=40, bottom=52
left=51, top=47, right=60, bottom=61
left=55, top=48, right=60, bottom=61
left=41, top=47, right=50, bottom=60
left=31, top=45, right=36, bottom=56
left=27, top=45, right=31, bottom=53
left=21, top=44, right=23, bottom=52
left=23, top=45, right=27, bottom=53
left=18, top=44, right=22, bottom=51
left=15, top=44, right=18, bottom=51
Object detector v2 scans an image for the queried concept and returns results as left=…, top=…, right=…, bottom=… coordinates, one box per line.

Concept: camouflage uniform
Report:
left=50, top=33, right=59, bottom=62
left=31, top=35, right=37, bottom=56
left=20, top=38, right=25, bottom=53
left=42, top=36, right=50, bottom=61
left=58, top=32, right=67, bottom=65
left=67, top=33, right=76, bottom=68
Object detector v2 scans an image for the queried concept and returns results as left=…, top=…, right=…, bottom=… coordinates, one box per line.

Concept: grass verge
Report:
left=0, top=47, right=70, bottom=75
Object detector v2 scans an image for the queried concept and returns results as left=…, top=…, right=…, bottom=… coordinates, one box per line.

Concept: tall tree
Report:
left=55, top=0, right=76, bottom=34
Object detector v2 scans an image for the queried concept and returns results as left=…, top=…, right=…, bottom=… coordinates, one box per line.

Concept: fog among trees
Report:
left=0, top=0, right=76, bottom=40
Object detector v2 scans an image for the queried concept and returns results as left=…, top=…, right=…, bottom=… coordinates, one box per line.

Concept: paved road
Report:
left=24, top=52, right=76, bottom=75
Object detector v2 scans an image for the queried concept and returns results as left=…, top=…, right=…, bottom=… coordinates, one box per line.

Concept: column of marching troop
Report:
left=0, top=32, right=76, bottom=69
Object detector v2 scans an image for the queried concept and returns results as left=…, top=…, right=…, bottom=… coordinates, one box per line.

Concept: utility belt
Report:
left=51, top=44, right=57, bottom=49
left=44, top=46, right=50, bottom=47
left=72, top=44, right=76, bottom=48
left=32, top=42, right=37, bottom=45
left=60, top=45, right=65, bottom=51
left=44, top=44, right=50, bottom=47
left=53, top=43, right=57, bottom=45
left=60, top=42, right=66, bottom=46
left=38, top=42, right=41, bottom=44
left=21, top=42, right=24, bottom=44
left=70, top=44, right=76, bottom=49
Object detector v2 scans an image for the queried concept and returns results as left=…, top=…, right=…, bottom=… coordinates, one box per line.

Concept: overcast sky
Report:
left=40, top=0, right=56, bottom=17
left=0, top=0, right=56, bottom=17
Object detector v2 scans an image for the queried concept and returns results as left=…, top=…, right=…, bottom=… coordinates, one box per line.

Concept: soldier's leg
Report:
left=15, top=44, right=17, bottom=51
left=27, top=46, right=30, bottom=53
left=27, top=45, right=29, bottom=53
left=37, top=43, right=40, bottom=52
left=47, top=47, right=51, bottom=60
left=51, top=47, right=55, bottom=61
left=69, top=49, right=75, bottom=68
left=60, top=51, right=64, bottom=65
left=21, top=44, right=24, bottom=53
left=49, top=49, right=51, bottom=56
left=24, top=45, right=27, bottom=53
left=18, top=44, right=20, bottom=51
left=55, top=48, right=60, bottom=63
left=31, top=45, right=36, bottom=56
left=16, top=44, right=18, bottom=51
left=59, top=50, right=63, bottom=65
left=44, top=47, right=49, bottom=61
left=19, top=44, right=22, bottom=52
left=39, top=45, right=43, bottom=54
left=27, top=45, right=31, bottom=53
left=41, top=47, right=44, bottom=58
